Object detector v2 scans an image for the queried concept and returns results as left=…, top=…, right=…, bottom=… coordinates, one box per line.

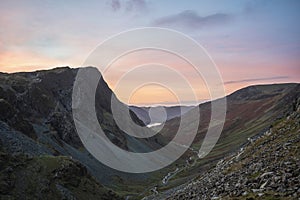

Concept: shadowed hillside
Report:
left=0, top=67, right=165, bottom=198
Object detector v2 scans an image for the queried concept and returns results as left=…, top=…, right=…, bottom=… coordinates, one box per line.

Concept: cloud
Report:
left=243, top=0, right=270, bottom=14
left=224, top=76, right=289, bottom=85
left=126, top=0, right=147, bottom=12
left=109, top=0, right=121, bottom=11
left=152, top=10, right=233, bottom=30
left=107, top=0, right=147, bottom=12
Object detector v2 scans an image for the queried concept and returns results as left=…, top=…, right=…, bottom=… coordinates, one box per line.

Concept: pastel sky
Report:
left=0, top=0, right=299, bottom=105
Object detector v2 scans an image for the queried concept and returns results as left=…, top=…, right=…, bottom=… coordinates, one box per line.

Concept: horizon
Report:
left=1, top=65, right=298, bottom=107
left=0, top=0, right=299, bottom=105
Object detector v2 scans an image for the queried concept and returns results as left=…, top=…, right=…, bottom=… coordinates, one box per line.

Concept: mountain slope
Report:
left=162, top=83, right=299, bottom=155
left=159, top=97, right=300, bottom=199
left=0, top=144, right=122, bottom=200
left=0, top=66, right=148, bottom=149
left=0, top=67, right=164, bottom=197
left=141, top=83, right=300, bottom=196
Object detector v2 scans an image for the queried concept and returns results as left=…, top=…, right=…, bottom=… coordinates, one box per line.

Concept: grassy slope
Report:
left=166, top=98, right=300, bottom=199
left=0, top=151, right=122, bottom=200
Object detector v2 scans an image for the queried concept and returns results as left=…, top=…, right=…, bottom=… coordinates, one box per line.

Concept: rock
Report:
left=251, top=189, right=263, bottom=193
left=260, top=180, right=268, bottom=189
left=260, top=172, right=273, bottom=178
left=257, top=193, right=264, bottom=197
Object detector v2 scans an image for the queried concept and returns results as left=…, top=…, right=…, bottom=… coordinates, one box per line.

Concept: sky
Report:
left=0, top=0, right=299, bottom=105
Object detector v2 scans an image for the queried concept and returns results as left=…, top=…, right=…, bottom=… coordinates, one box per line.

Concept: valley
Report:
left=0, top=67, right=299, bottom=199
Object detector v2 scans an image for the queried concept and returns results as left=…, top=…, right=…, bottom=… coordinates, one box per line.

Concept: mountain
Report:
left=161, top=83, right=300, bottom=150
left=0, top=66, right=299, bottom=199
left=130, top=105, right=194, bottom=125
left=0, top=67, right=164, bottom=199
left=151, top=98, right=300, bottom=199
left=148, top=83, right=300, bottom=193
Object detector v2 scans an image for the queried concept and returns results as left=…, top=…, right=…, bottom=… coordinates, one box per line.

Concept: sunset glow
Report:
left=0, top=0, right=299, bottom=105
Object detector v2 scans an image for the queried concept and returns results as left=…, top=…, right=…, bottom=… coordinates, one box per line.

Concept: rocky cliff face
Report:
left=0, top=67, right=147, bottom=149
left=0, top=67, right=163, bottom=198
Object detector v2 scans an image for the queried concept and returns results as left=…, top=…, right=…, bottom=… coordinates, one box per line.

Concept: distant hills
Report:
left=130, top=105, right=194, bottom=125
left=0, top=66, right=299, bottom=199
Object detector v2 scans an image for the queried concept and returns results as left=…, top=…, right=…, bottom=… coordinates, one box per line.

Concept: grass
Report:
left=0, top=153, right=122, bottom=200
